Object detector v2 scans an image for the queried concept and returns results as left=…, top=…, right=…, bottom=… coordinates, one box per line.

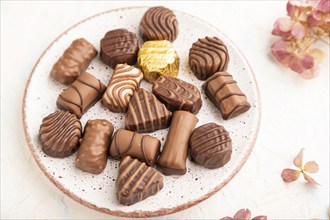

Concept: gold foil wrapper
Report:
left=138, top=40, right=180, bottom=83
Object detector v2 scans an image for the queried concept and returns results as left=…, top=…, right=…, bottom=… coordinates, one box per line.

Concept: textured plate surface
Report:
left=23, top=7, right=261, bottom=218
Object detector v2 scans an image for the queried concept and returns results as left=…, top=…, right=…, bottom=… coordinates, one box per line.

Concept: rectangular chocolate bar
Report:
left=156, top=110, right=198, bottom=175
left=109, top=129, right=160, bottom=166
left=50, top=38, right=97, bottom=85
left=203, top=71, right=250, bottom=120
left=56, top=72, right=106, bottom=119
left=75, top=119, right=114, bottom=174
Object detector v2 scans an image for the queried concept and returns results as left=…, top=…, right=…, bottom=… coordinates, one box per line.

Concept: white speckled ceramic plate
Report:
left=23, top=7, right=260, bottom=218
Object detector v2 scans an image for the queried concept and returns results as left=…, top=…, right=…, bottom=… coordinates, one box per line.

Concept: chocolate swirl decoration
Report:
left=109, top=129, right=161, bottom=166
left=189, top=36, right=229, bottom=80
left=189, top=123, right=232, bottom=169
left=139, top=6, right=178, bottom=42
left=102, top=64, right=143, bottom=113
left=152, top=76, right=202, bottom=114
left=100, top=29, right=139, bottom=68
left=50, top=38, right=97, bottom=85
left=203, top=71, right=250, bottom=120
left=57, top=72, right=106, bottom=119
left=125, top=88, right=171, bottom=133
left=39, top=110, right=82, bottom=158
left=116, top=156, right=164, bottom=206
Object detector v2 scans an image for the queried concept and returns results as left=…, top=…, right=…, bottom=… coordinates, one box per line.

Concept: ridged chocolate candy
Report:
left=102, top=64, right=143, bottom=113
left=116, top=156, right=164, bottom=206
left=100, top=29, right=139, bottom=68
left=39, top=110, right=82, bottom=158
left=125, top=88, right=171, bottom=133
left=189, top=36, right=229, bottom=80
left=152, top=76, right=202, bottom=114
left=189, top=123, right=232, bottom=169
left=139, top=6, right=178, bottom=42
left=203, top=71, right=250, bottom=120
left=76, top=119, right=114, bottom=174
left=110, top=129, right=161, bottom=166
left=50, top=38, right=97, bottom=85
left=138, top=40, right=179, bottom=83
left=57, top=72, right=106, bottom=119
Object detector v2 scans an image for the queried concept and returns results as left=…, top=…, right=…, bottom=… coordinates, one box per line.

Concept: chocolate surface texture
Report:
left=203, top=71, right=250, bottom=120
left=39, top=110, right=82, bottom=158
left=110, top=129, right=160, bottom=166
left=57, top=72, right=106, bottom=119
left=76, top=119, right=114, bottom=174
left=138, top=40, right=179, bottom=83
left=139, top=6, right=178, bottom=42
left=116, top=156, right=164, bottom=206
left=152, top=76, right=202, bottom=114
left=189, top=36, right=229, bottom=80
left=100, top=29, right=139, bottom=68
left=157, top=110, right=198, bottom=175
left=125, top=88, right=171, bottom=133
left=189, top=123, right=232, bottom=169
left=102, top=64, right=143, bottom=113
left=50, top=38, right=97, bottom=85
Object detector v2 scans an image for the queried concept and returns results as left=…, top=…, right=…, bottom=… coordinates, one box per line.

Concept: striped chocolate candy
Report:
left=116, top=156, right=164, bottom=206
left=189, top=122, right=232, bottom=169
left=102, top=64, right=143, bottom=113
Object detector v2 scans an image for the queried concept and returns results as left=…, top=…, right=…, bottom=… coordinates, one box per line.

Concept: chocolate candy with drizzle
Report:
left=109, top=129, right=161, bottom=166
left=56, top=72, right=106, bottom=119
left=102, top=64, right=143, bottom=113
left=139, top=6, right=179, bottom=42
left=116, top=156, right=164, bottom=206
left=203, top=71, right=250, bottom=120
left=189, top=36, right=229, bottom=80
left=50, top=38, right=97, bottom=85
left=100, top=29, right=139, bottom=68
left=39, top=110, right=82, bottom=158
left=152, top=76, right=202, bottom=114
left=125, top=88, right=171, bottom=133
left=76, top=119, right=114, bottom=174
left=189, top=123, right=232, bottom=169
left=157, top=110, right=198, bottom=175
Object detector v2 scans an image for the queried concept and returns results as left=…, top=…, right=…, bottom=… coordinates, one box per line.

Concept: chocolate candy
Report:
left=125, top=88, right=171, bottom=133
left=57, top=72, right=106, bottom=119
left=50, top=38, right=97, bottom=85
left=102, top=64, right=143, bottom=113
left=189, top=36, right=229, bottom=80
left=109, top=129, right=160, bottom=166
left=75, top=119, right=114, bottom=174
left=116, top=156, right=164, bottom=206
left=100, top=29, right=139, bottom=68
left=139, top=6, right=178, bottom=42
left=157, top=111, right=198, bottom=175
left=203, top=71, right=250, bottom=120
left=152, top=76, right=202, bottom=114
left=138, top=40, right=179, bottom=83
left=189, top=123, right=232, bottom=169
left=39, top=110, right=82, bottom=158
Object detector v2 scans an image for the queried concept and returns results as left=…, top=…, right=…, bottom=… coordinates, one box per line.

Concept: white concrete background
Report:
left=1, top=1, right=329, bottom=219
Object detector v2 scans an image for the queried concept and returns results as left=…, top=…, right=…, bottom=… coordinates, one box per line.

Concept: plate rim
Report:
left=22, top=6, right=261, bottom=218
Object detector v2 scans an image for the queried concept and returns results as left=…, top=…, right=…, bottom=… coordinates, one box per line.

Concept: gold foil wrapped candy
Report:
left=138, top=40, right=179, bottom=83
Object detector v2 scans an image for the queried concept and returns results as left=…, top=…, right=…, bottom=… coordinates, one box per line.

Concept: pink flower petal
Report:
left=286, top=1, right=297, bottom=17
left=303, top=161, right=319, bottom=173
left=317, top=0, right=330, bottom=13
left=301, top=54, right=314, bottom=69
left=220, top=217, right=234, bottom=220
left=289, top=55, right=304, bottom=73
left=291, top=22, right=305, bottom=39
left=294, top=148, right=304, bottom=169
left=233, top=209, right=251, bottom=220
left=303, top=172, right=320, bottom=184
left=272, top=18, right=295, bottom=37
left=271, top=40, right=292, bottom=65
left=281, top=168, right=301, bottom=183
left=308, top=48, right=324, bottom=63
